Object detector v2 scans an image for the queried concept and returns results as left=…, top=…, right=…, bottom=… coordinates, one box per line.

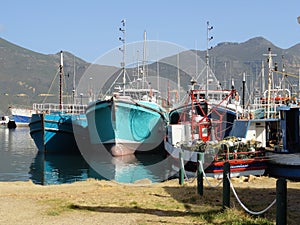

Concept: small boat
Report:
left=29, top=51, right=87, bottom=154
left=0, top=116, right=9, bottom=127
left=9, top=107, right=33, bottom=127
left=1, top=115, right=16, bottom=129
left=164, top=80, right=267, bottom=178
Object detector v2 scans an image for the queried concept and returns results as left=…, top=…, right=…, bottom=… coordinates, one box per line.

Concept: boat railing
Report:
left=215, top=150, right=266, bottom=161
left=237, top=96, right=296, bottom=119
left=33, top=103, right=87, bottom=114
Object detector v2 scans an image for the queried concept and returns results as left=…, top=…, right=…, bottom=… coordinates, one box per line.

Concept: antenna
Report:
left=206, top=21, right=213, bottom=98
left=119, top=19, right=126, bottom=96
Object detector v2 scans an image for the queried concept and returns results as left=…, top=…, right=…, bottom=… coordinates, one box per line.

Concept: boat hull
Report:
left=10, top=108, right=33, bottom=126
left=164, top=140, right=267, bottom=178
left=266, top=152, right=300, bottom=181
left=29, top=113, right=87, bottom=154
left=86, top=97, right=166, bottom=156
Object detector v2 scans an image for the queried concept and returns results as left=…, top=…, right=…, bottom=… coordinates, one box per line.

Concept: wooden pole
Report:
left=276, top=178, right=287, bottom=225
left=223, top=162, right=230, bottom=209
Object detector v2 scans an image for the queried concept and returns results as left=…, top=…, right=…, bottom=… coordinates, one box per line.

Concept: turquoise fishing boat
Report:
left=29, top=51, right=87, bottom=154
left=86, top=93, right=167, bottom=156
left=86, top=23, right=167, bottom=156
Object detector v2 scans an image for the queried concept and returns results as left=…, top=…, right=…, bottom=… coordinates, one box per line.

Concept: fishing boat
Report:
left=86, top=24, right=167, bottom=156
left=86, top=90, right=167, bottom=156
left=264, top=105, right=300, bottom=180
left=164, top=80, right=268, bottom=178
left=229, top=48, right=300, bottom=180
left=29, top=51, right=87, bottom=154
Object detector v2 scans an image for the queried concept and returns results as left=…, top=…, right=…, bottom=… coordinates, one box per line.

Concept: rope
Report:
left=42, top=69, right=60, bottom=104
left=227, top=174, right=276, bottom=215
left=198, top=160, right=222, bottom=188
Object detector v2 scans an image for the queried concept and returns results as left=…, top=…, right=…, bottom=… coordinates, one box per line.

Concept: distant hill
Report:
left=0, top=38, right=116, bottom=113
left=152, top=36, right=300, bottom=99
left=1, top=36, right=300, bottom=113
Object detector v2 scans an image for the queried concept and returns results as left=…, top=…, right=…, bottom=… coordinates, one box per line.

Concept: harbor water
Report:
left=0, top=127, right=174, bottom=185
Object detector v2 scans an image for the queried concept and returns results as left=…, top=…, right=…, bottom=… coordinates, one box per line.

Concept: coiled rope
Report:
left=226, top=174, right=276, bottom=215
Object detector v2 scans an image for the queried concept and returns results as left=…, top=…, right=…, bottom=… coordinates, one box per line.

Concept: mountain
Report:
left=1, top=36, right=300, bottom=113
left=0, top=38, right=117, bottom=113
left=151, top=36, right=300, bottom=98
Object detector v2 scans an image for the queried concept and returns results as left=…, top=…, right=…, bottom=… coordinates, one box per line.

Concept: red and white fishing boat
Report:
left=164, top=80, right=268, bottom=178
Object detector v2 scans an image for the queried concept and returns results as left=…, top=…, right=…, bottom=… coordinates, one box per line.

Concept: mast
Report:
left=59, top=50, right=63, bottom=110
left=261, top=61, right=265, bottom=94
left=263, top=48, right=276, bottom=118
left=206, top=21, right=213, bottom=98
left=242, top=72, right=246, bottom=110
left=177, top=52, right=180, bottom=102
left=142, top=30, right=147, bottom=89
left=156, top=55, right=160, bottom=94
left=119, top=19, right=126, bottom=96
left=73, top=55, right=76, bottom=104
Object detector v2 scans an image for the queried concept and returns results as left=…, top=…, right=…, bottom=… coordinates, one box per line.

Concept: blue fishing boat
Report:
left=29, top=105, right=87, bottom=153
left=29, top=51, right=87, bottom=154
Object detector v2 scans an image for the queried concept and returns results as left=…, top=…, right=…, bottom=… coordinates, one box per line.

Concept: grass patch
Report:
left=41, top=199, right=74, bottom=216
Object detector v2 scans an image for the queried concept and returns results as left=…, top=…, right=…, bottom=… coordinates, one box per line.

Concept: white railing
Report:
left=33, top=103, right=87, bottom=114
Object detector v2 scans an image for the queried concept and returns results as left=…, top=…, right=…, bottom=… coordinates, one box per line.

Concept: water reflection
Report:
left=0, top=128, right=37, bottom=181
left=0, top=127, right=176, bottom=185
left=30, top=150, right=173, bottom=185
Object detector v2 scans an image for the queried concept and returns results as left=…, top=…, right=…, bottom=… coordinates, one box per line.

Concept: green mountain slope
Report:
left=1, top=36, right=300, bottom=113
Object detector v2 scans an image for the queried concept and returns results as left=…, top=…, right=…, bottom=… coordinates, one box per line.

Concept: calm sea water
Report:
left=0, top=127, right=174, bottom=185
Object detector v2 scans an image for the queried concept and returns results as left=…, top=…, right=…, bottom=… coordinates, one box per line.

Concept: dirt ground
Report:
left=0, top=176, right=299, bottom=225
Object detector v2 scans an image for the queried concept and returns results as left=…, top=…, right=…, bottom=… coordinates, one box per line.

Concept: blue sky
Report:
left=1, top=0, right=300, bottom=62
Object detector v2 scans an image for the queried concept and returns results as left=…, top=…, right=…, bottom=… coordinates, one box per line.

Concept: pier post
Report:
left=179, top=151, right=184, bottom=185
left=197, top=153, right=203, bottom=196
left=276, top=178, right=287, bottom=225
left=223, top=162, right=230, bottom=209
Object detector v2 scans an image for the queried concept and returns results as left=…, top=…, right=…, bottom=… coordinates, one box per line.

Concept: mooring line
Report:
left=226, top=174, right=276, bottom=215
left=198, top=160, right=223, bottom=188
